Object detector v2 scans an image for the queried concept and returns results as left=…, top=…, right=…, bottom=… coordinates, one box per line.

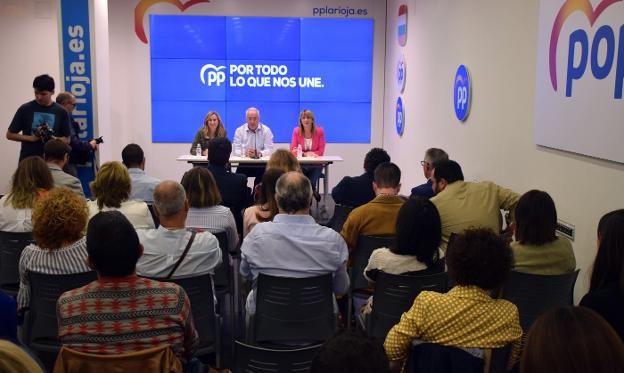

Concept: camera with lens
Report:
left=34, top=121, right=54, bottom=143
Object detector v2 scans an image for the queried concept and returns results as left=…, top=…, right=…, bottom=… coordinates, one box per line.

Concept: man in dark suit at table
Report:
left=206, top=137, right=253, bottom=233
left=331, top=148, right=390, bottom=208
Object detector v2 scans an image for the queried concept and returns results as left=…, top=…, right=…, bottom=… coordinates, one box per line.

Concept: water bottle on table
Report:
left=297, top=144, right=303, bottom=158
left=196, top=143, right=202, bottom=157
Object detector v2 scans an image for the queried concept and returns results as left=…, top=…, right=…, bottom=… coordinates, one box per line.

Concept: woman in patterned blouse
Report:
left=384, top=228, right=522, bottom=371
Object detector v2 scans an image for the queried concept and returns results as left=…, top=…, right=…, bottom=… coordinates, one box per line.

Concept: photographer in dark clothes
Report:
left=55, top=92, right=98, bottom=176
left=6, top=74, right=70, bottom=161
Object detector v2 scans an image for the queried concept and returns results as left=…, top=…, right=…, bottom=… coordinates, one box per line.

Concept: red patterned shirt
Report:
left=57, top=275, right=198, bottom=359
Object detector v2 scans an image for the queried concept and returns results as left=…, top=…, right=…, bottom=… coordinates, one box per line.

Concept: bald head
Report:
left=153, top=180, right=187, bottom=218
left=275, top=171, right=312, bottom=214
left=56, top=92, right=76, bottom=113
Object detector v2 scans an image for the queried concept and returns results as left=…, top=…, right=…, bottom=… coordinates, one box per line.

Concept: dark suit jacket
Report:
left=205, top=164, right=252, bottom=233
left=410, top=179, right=435, bottom=199
left=331, top=172, right=375, bottom=208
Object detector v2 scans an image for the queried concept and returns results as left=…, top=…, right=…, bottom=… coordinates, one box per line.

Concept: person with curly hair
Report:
left=384, top=228, right=522, bottom=371
left=0, top=156, right=54, bottom=232
left=88, top=161, right=154, bottom=229
left=17, top=188, right=91, bottom=310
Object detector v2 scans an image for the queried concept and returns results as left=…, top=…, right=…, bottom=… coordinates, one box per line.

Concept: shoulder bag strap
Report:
left=166, top=231, right=196, bottom=279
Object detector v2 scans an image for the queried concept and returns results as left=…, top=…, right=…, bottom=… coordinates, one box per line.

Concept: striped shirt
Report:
left=57, top=276, right=199, bottom=359
left=17, top=237, right=91, bottom=309
left=186, top=206, right=239, bottom=252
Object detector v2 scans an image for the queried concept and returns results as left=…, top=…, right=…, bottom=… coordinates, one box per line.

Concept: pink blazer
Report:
left=290, top=126, right=326, bottom=156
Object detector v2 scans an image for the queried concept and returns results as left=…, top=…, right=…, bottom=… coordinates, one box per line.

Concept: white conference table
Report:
left=177, top=154, right=344, bottom=198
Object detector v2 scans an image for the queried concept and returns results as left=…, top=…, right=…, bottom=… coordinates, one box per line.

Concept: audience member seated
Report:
left=182, top=167, right=239, bottom=252
left=580, top=209, right=624, bottom=341
left=240, top=172, right=349, bottom=315
left=252, top=149, right=300, bottom=202
left=0, top=156, right=53, bottom=232
left=341, top=162, right=405, bottom=253
left=121, top=143, right=160, bottom=202
left=362, top=197, right=444, bottom=314
left=136, top=181, right=221, bottom=279
left=0, top=291, right=17, bottom=341
left=410, top=148, right=448, bottom=199
left=205, top=137, right=252, bottom=233
left=57, top=211, right=199, bottom=363
left=311, top=330, right=391, bottom=373
left=17, top=188, right=90, bottom=311
left=430, top=160, right=520, bottom=251
left=43, top=139, right=84, bottom=196
left=0, top=339, right=44, bottom=373
left=267, top=148, right=302, bottom=173
left=332, top=147, right=390, bottom=208
left=520, top=306, right=624, bottom=373
left=88, top=161, right=154, bottom=229
left=511, top=190, right=576, bottom=274
left=243, top=168, right=285, bottom=237
left=384, top=228, right=522, bottom=371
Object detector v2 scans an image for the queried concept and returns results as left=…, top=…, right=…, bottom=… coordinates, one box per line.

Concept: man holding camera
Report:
left=6, top=74, right=71, bottom=161
left=56, top=92, right=98, bottom=176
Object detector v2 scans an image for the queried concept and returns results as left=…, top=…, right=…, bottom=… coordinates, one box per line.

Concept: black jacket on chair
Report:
left=205, top=164, right=252, bottom=234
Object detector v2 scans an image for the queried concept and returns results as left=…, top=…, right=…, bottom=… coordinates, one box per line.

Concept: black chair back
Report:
left=254, top=273, right=335, bottom=344
left=0, top=232, right=34, bottom=295
left=368, top=271, right=448, bottom=339
left=502, top=270, right=580, bottom=332
left=160, top=274, right=219, bottom=351
left=26, top=271, right=97, bottom=352
left=146, top=204, right=160, bottom=228
left=233, top=340, right=321, bottom=373
left=405, top=342, right=484, bottom=373
left=212, top=231, right=231, bottom=294
left=351, top=236, right=395, bottom=291
left=327, top=204, right=354, bottom=232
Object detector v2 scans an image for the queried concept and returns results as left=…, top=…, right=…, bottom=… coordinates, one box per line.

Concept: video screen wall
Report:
left=150, top=15, right=374, bottom=143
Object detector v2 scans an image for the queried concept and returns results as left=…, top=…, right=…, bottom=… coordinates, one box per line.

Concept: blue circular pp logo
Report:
left=396, top=97, right=404, bottom=136
left=397, top=54, right=406, bottom=93
left=454, top=64, right=471, bottom=121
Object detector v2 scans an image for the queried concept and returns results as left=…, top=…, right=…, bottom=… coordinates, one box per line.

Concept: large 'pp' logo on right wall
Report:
left=549, top=0, right=624, bottom=98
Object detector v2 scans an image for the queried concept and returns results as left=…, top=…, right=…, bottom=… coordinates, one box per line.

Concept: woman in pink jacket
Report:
left=290, top=109, right=325, bottom=201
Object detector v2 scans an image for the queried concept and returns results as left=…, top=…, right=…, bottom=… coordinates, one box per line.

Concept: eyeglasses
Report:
left=420, top=160, right=428, bottom=166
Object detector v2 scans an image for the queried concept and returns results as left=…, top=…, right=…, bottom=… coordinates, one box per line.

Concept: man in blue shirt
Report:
left=331, top=148, right=390, bottom=208
left=240, top=171, right=349, bottom=315
left=410, top=148, right=448, bottom=199
left=122, top=143, right=161, bottom=202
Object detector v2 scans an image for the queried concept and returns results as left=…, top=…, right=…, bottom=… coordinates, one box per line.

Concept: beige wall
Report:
left=0, top=1, right=60, bottom=192
left=383, top=0, right=624, bottom=301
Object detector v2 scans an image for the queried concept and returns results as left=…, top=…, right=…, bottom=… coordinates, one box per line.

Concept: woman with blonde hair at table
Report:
left=290, top=109, right=325, bottom=201
left=190, top=111, right=227, bottom=155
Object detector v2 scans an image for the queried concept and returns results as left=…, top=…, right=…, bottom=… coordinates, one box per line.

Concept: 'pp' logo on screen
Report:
left=200, top=64, right=226, bottom=86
